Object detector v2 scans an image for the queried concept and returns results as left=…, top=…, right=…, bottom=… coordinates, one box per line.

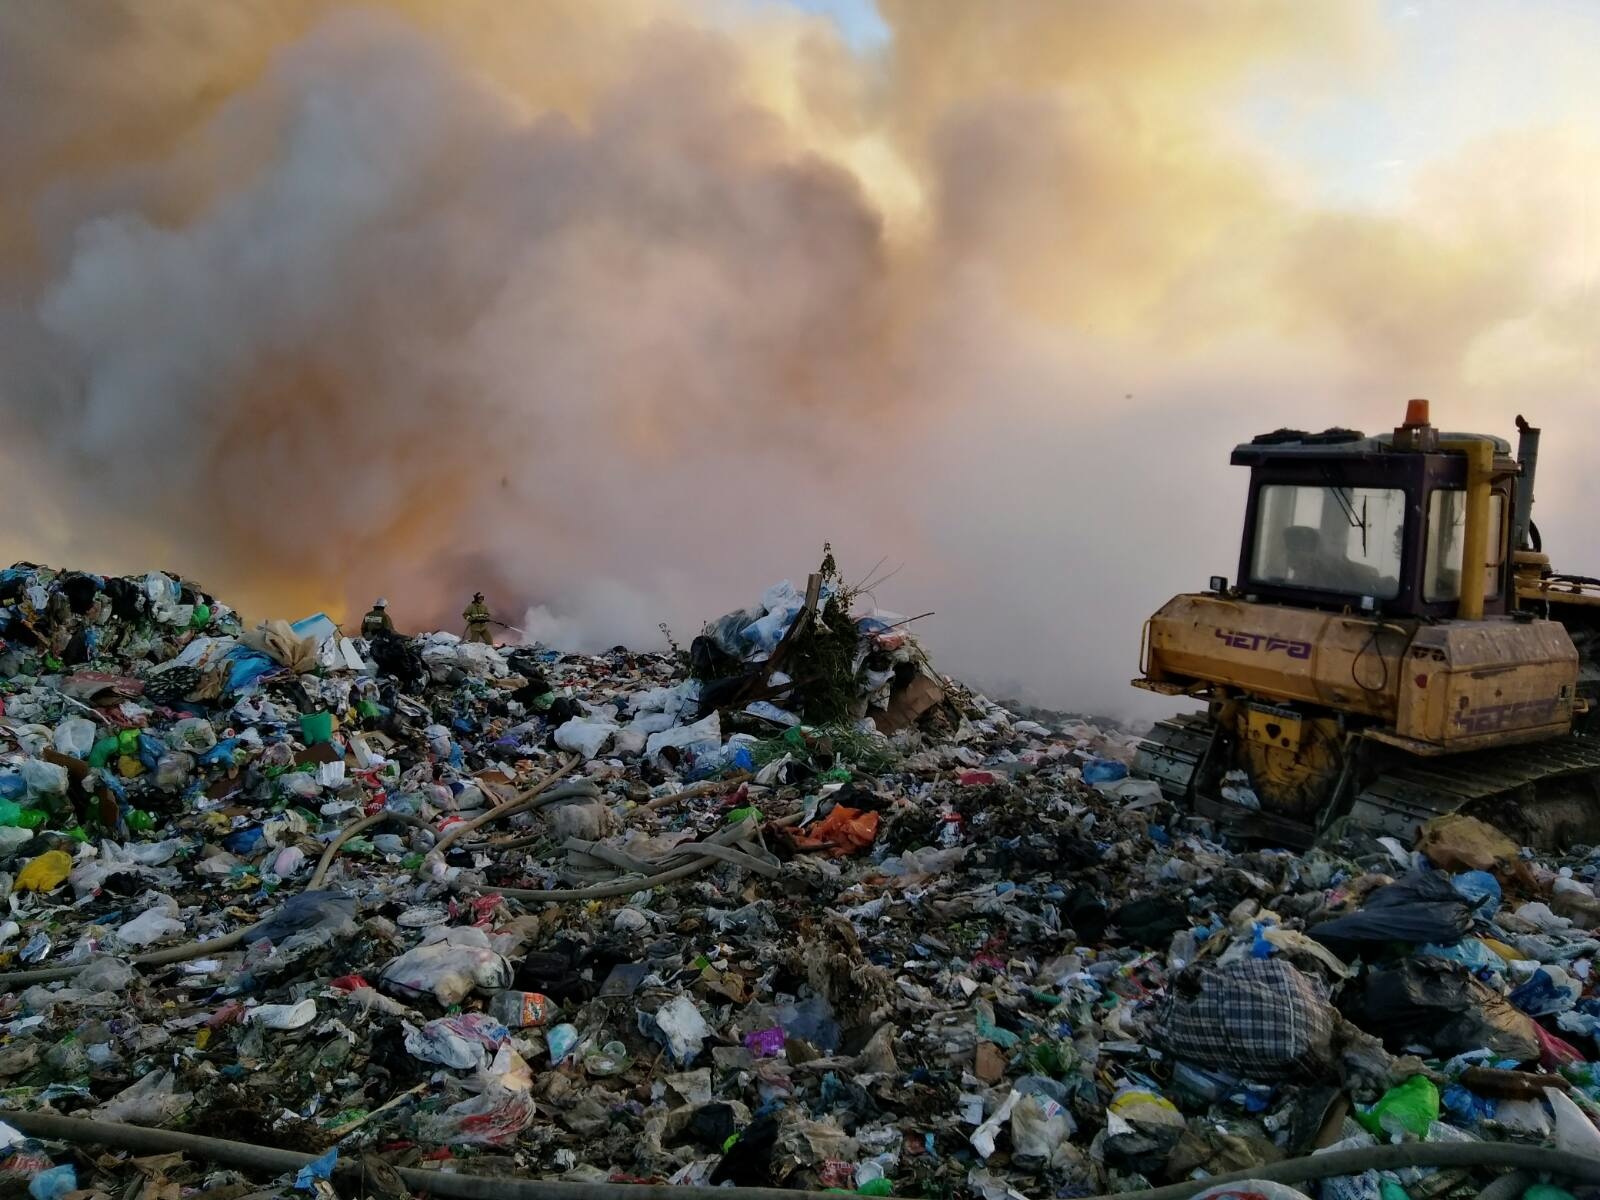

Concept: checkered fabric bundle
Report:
left=1155, top=957, right=1335, bottom=1078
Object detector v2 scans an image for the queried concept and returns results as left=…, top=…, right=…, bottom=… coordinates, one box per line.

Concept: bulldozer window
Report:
left=1250, top=484, right=1404, bottom=599
left=1424, top=490, right=1505, bottom=602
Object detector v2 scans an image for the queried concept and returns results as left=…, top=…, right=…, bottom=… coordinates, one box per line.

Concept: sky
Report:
left=2, top=0, right=1597, bottom=719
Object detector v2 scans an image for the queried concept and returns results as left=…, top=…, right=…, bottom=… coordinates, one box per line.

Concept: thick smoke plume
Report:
left=4, top=1, right=1599, bottom=717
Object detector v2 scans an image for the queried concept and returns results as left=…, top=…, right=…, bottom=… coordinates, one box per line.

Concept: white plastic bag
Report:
left=646, top=713, right=721, bottom=760
left=1547, top=1086, right=1600, bottom=1156
left=555, top=717, right=619, bottom=760
left=118, top=898, right=186, bottom=948
left=20, top=758, right=68, bottom=798
left=380, top=926, right=511, bottom=1006
left=52, top=717, right=97, bottom=759
left=247, top=998, right=318, bottom=1030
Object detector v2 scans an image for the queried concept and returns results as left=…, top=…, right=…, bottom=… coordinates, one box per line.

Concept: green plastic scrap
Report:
left=975, top=1008, right=1020, bottom=1050
left=1523, top=1186, right=1577, bottom=1200
left=725, top=806, right=763, bottom=824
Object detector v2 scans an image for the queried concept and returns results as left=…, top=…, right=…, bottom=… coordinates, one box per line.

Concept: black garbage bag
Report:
left=368, top=632, right=425, bottom=690
left=1114, top=895, right=1191, bottom=949
left=711, top=1112, right=781, bottom=1187
left=1065, top=885, right=1111, bottom=943
left=1354, top=956, right=1540, bottom=1061
left=690, top=634, right=742, bottom=681
left=1308, top=871, right=1472, bottom=957
left=59, top=572, right=100, bottom=615
left=504, top=647, right=550, bottom=680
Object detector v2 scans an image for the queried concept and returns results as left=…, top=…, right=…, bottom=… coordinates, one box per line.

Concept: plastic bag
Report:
left=404, top=1013, right=509, bottom=1070
left=1355, top=1075, right=1438, bottom=1139
left=380, top=926, right=511, bottom=1006
left=20, top=758, right=68, bottom=798
left=16, top=850, right=73, bottom=892
left=76, top=957, right=138, bottom=993
left=28, top=1165, right=77, bottom=1200
left=1510, top=964, right=1583, bottom=1016
left=1194, top=1185, right=1312, bottom=1200
left=52, top=717, right=96, bottom=759
left=247, top=999, right=317, bottom=1030
left=1356, top=957, right=1540, bottom=1060
left=646, top=712, right=721, bottom=760
left=641, top=994, right=711, bottom=1064
left=117, top=900, right=186, bottom=948
left=554, top=717, right=618, bottom=760
left=1450, top=870, right=1502, bottom=916
left=95, top=1068, right=193, bottom=1125
left=241, top=890, right=357, bottom=950
left=413, top=1084, right=535, bottom=1147
left=1009, top=1092, right=1076, bottom=1169
left=1082, top=758, right=1128, bottom=785
left=1546, top=1086, right=1600, bottom=1156
left=1310, top=871, right=1473, bottom=952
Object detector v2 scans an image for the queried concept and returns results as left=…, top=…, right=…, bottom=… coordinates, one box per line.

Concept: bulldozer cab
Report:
left=1231, top=411, right=1515, bottom=623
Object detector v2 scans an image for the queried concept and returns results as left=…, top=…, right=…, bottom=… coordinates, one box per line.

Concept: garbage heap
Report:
left=2, top=560, right=1600, bottom=1200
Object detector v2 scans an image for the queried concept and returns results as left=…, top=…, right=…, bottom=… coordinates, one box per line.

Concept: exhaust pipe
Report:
left=1513, top=414, right=1540, bottom=551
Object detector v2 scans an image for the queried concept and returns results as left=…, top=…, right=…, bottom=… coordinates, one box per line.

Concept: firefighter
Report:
left=463, top=592, right=494, bottom=645
left=361, top=598, right=394, bottom=638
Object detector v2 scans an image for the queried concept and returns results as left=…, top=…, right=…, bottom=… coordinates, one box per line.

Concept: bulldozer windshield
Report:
left=1250, top=484, right=1404, bottom=599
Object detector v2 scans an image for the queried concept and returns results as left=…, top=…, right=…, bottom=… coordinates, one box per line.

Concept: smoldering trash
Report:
left=2, top=558, right=1600, bottom=1198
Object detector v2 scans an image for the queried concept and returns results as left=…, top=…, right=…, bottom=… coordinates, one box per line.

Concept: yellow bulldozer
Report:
left=1133, top=400, right=1600, bottom=849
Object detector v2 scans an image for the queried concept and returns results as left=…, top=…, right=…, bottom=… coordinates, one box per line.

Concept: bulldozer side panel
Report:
left=1396, top=619, right=1578, bottom=748
left=1143, top=594, right=1402, bottom=719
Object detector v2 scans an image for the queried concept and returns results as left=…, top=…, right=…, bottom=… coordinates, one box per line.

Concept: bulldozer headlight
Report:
left=1209, top=575, right=1228, bottom=595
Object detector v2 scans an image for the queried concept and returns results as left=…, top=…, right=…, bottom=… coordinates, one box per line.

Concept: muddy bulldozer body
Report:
left=1133, top=402, right=1600, bottom=848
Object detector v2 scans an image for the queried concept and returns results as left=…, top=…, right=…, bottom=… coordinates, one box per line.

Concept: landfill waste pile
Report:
left=3, top=559, right=1600, bottom=1200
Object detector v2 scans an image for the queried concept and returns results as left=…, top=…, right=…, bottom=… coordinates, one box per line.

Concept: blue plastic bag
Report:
left=294, top=1148, right=338, bottom=1190
left=1440, top=1082, right=1496, bottom=1127
left=1082, top=758, right=1128, bottom=785
left=29, top=1165, right=77, bottom=1200
left=1450, top=870, right=1502, bottom=917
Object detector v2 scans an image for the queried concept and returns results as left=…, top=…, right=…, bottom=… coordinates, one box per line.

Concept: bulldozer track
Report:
left=1136, top=712, right=1600, bottom=844
left=1345, top=735, right=1600, bottom=839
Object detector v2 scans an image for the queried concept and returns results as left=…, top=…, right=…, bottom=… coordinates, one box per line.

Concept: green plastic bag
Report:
left=117, top=728, right=140, bottom=755
left=1356, top=1074, right=1438, bottom=1139
left=88, top=735, right=120, bottom=769
left=190, top=603, right=211, bottom=629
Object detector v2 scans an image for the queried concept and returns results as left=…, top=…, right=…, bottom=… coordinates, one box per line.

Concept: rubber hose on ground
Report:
left=1076, top=1141, right=1600, bottom=1200
left=9, top=1111, right=1600, bottom=1200
left=1477, top=1170, right=1534, bottom=1200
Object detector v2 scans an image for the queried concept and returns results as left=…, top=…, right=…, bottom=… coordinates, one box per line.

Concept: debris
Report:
left=2, top=556, right=1600, bottom=1198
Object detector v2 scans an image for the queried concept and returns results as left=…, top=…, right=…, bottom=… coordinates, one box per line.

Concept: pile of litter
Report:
left=3, top=560, right=1600, bottom=1200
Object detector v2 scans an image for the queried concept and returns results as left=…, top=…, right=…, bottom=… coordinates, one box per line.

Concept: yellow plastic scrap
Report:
left=1480, top=934, right=1527, bottom=962
left=16, top=849, right=72, bottom=892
